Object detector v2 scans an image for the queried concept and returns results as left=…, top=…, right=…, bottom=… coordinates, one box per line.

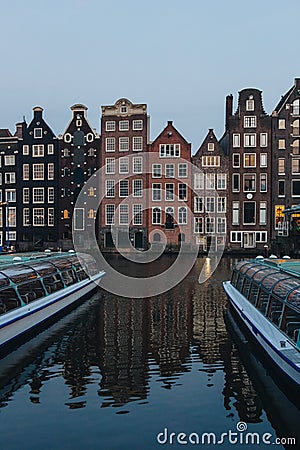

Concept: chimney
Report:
left=33, top=106, right=43, bottom=121
left=225, top=94, right=233, bottom=130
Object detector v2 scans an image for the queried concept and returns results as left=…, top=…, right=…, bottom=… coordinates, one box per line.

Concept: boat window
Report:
left=260, top=273, right=292, bottom=291
left=0, top=272, right=10, bottom=288
left=287, top=288, right=300, bottom=309
left=272, top=279, right=300, bottom=301
left=237, top=262, right=253, bottom=274
left=0, top=288, right=21, bottom=313
left=50, top=258, right=73, bottom=271
left=2, top=266, right=37, bottom=284
left=61, top=269, right=77, bottom=286
left=78, top=255, right=98, bottom=276
left=252, top=269, right=277, bottom=285
left=236, top=274, right=245, bottom=292
left=231, top=271, right=238, bottom=287
left=74, top=265, right=88, bottom=281
left=28, top=262, right=58, bottom=277
left=267, top=297, right=284, bottom=326
left=242, top=278, right=251, bottom=299
left=17, top=280, right=46, bottom=304
left=257, top=289, right=270, bottom=315
left=283, top=308, right=300, bottom=344
left=248, top=283, right=259, bottom=305
left=43, top=273, right=64, bottom=294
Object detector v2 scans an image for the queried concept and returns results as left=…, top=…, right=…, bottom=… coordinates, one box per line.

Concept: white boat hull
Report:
left=0, top=272, right=105, bottom=351
left=223, top=281, right=300, bottom=386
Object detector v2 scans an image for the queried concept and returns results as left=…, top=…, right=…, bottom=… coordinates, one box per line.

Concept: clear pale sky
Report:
left=0, top=0, right=299, bottom=153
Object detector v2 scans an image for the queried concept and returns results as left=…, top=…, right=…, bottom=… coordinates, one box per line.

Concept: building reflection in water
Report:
left=0, top=256, right=298, bottom=439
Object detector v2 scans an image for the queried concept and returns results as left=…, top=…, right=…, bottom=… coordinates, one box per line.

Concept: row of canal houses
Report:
left=1, top=78, right=300, bottom=254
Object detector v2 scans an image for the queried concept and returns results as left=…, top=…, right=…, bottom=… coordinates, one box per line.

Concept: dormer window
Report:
left=120, top=106, right=128, bottom=114
left=34, top=128, right=42, bottom=138
left=246, top=96, right=254, bottom=111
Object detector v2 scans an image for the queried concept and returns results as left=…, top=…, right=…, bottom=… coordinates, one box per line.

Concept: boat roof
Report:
left=234, top=259, right=300, bottom=312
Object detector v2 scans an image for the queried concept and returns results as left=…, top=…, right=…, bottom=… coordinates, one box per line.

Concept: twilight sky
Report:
left=0, top=0, right=299, bottom=153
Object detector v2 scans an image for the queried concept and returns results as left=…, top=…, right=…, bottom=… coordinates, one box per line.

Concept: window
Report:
left=105, top=204, right=115, bottom=225
left=244, top=153, right=256, bottom=167
left=206, top=217, right=215, bottom=234
left=23, top=188, right=29, bottom=203
left=278, top=158, right=285, bottom=174
left=119, top=204, right=129, bottom=224
left=120, top=105, right=128, bottom=114
left=278, top=139, right=285, bottom=149
left=244, top=134, right=256, bottom=147
left=194, top=172, right=204, bottom=189
left=152, top=207, right=161, bottom=224
left=48, top=187, right=54, bottom=203
left=159, top=144, right=180, bottom=157
left=88, top=148, right=96, bottom=157
left=292, top=180, right=300, bottom=196
left=48, top=163, right=54, bottom=180
left=119, top=137, right=129, bottom=151
left=246, top=97, right=254, bottom=111
left=260, top=153, right=267, bottom=167
left=48, top=144, right=54, bottom=154
left=63, top=148, right=70, bottom=157
left=278, top=180, right=285, bottom=196
left=260, top=174, right=267, bottom=192
left=202, top=156, right=220, bottom=167
left=217, top=174, right=226, bottom=190
left=194, top=197, right=204, bottom=212
left=23, top=208, right=30, bottom=226
left=33, top=187, right=44, bottom=203
left=119, top=157, right=129, bottom=174
left=178, top=207, right=187, bottom=224
left=206, top=174, right=215, bottom=190
left=165, top=183, right=174, bottom=201
left=33, top=208, right=44, bottom=226
left=152, top=164, right=162, bottom=178
left=292, top=99, right=300, bottom=115
left=194, top=217, right=203, bottom=233
left=133, top=156, right=142, bottom=173
left=243, top=202, right=256, bottom=224
left=106, top=137, right=115, bottom=152
left=178, top=163, right=187, bottom=177
left=208, top=143, right=214, bottom=151
left=232, top=173, right=240, bottom=192
left=256, top=232, right=267, bottom=243
left=105, top=180, right=115, bottom=197
left=33, top=145, right=44, bottom=157
left=243, top=174, right=256, bottom=192
left=278, top=119, right=286, bottom=129
left=119, top=180, right=129, bottom=197
left=166, top=164, right=175, bottom=178
left=292, top=139, right=300, bottom=155
left=232, top=154, right=240, bottom=168
left=178, top=183, right=187, bottom=200
left=217, top=197, right=226, bottom=213
left=133, top=137, right=143, bottom=151
left=133, top=179, right=143, bottom=197
left=165, top=207, right=174, bottom=229
left=119, top=120, right=129, bottom=131
left=292, top=120, right=299, bottom=136
left=206, top=197, right=215, bottom=213
left=133, top=204, right=142, bottom=225
left=48, top=208, right=54, bottom=226
left=23, top=145, right=29, bottom=155
left=34, top=128, right=42, bottom=138
left=105, top=158, right=115, bottom=174
left=133, top=120, right=143, bottom=130
left=152, top=183, right=161, bottom=201
left=4, top=155, right=15, bottom=166
left=244, top=116, right=256, bottom=128
left=88, top=187, right=95, bottom=197
left=260, top=133, right=268, bottom=147
left=5, top=173, right=15, bottom=184
left=5, top=189, right=16, bottom=202
left=259, top=202, right=267, bottom=225
left=233, top=134, right=240, bottom=147
left=33, top=164, right=44, bottom=180
left=232, top=202, right=239, bottom=225
left=275, top=205, right=284, bottom=228
left=217, top=217, right=226, bottom=234
left=230, top=231, right=242, bottom=242
left=106, top=121, right=115, bottom=131
left=292, top=159, right=300, bottom=174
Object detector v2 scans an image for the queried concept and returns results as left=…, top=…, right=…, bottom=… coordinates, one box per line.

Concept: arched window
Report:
left=165, top=207, right=174, bottom=229
left=74, top=168, right=84, bottom=184
left=88, top=187, right=95, bottom=197
left=292, top=119, right=299, bottom=136
left=63, top=209, right=69, bottom=219
left=73, top=148, right=84, bottom=165
left=73, top=130, right=84, bottom=146
left=152, top=207, right=161, bottom=225
left=178, top=206, right=187, bottom=224
left=88, top=209, right=95, bottom=219
left=86, top=133, right=94, bottom=143
left=293, top=99, right=300, bottom=115
left=292, top=139, right=299, bottom=155
left=64, top=133, right=72, bottom=143
left=153, top=233, right=161, bottom=242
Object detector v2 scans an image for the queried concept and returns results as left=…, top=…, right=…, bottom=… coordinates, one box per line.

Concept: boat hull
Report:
left=223, top=281, right=300, bottom=386
left=0, top=272, right=105, bottom=352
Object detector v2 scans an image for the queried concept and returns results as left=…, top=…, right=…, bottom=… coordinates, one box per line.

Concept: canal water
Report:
left=0, top=256, right=299, bottom=450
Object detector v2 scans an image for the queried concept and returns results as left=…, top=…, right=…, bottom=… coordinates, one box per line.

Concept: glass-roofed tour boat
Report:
left=223, top=258, right=300, bottom=387
left=0, top=251, right=105, bottom=353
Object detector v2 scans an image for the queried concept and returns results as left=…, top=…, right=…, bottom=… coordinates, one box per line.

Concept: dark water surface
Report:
left=0, top=256, right=299, bottom=450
